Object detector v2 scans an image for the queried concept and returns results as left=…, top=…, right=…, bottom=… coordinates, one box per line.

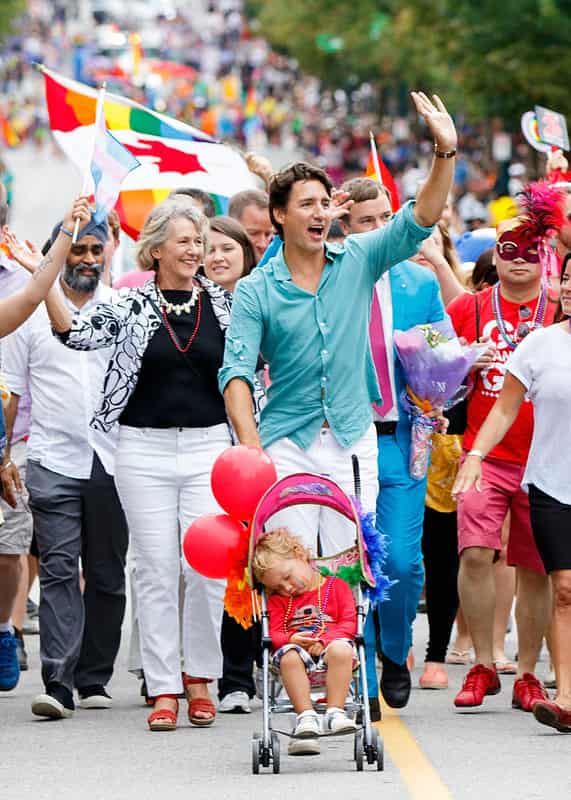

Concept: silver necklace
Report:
left=156, top=284, right=200, bottom=316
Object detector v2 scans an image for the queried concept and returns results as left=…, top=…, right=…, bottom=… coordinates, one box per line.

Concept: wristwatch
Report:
left=434, top=143, right=457, bottom=159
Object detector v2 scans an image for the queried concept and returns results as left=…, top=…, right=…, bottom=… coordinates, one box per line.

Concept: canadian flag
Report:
left=42, top=67, right=257, bottom=238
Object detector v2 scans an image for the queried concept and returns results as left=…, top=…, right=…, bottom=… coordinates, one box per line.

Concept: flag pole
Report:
left=72, top=82, right=107, bottom=242
left=369, top=130, right=384, bottom=188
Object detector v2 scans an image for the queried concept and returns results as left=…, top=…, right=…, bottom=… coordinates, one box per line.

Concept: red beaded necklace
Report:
left=282, top=574, right=332, bottom=637
left=159, top=290, right=202, bottom=354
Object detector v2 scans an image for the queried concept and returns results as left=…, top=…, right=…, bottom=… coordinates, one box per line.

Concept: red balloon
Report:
left=211, top=446, right=277, bottom=521
left=183, top=514, right=246, bottom=579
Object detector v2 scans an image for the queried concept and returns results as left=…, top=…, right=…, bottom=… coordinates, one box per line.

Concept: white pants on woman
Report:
left=265, top=424, right=378, bottom=557
left=115, top=424, right=232, bottom=697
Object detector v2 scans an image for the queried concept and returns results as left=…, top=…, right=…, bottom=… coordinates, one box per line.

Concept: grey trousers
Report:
left=26, top=453, right=129, bottom=693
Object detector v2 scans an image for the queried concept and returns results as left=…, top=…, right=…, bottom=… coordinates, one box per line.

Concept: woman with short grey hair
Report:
left=45, top=198, right=234, bottom=731
left=136, top=200, right=210, bottom=271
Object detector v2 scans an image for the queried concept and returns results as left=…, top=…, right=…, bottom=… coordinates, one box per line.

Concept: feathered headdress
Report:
left=515, top=180, right=566, bottom=279
left=516, top=180, right=566, bottom=241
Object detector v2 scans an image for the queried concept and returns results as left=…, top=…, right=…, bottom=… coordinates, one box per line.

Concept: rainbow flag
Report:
left=42, top=68, right=257, bottom=238
left=365, top=133, right=400, bottom=212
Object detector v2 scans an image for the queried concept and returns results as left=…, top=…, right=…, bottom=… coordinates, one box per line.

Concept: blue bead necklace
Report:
left=491, top=282, right=547, bottom=351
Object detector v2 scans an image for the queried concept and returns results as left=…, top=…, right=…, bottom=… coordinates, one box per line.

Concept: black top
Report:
left=120, top=289, right=228, bottom=428
left=444, top=393, right=468, bottom=435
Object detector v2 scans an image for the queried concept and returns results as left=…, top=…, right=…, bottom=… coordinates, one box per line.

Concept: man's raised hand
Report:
left=330, top=189, right=354, bottom=221
left=61, top=195, right=92, bottom=239
left=411, top=92, right=457, bottom=153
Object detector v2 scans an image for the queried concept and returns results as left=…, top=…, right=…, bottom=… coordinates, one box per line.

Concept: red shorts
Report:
left=457, top=455, right=545, bottom=575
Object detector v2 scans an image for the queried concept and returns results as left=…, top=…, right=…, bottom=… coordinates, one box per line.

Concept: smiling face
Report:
left=345, top=192, right=392, bottom=233
left=261, top=556, right=315, bottom=597
left=273, top=180, right=332, bottom=255
left=204, top=230, right=245, bottom=292
left=63, top=234, right=105, bottom=294
left=152, top=216, right=204, bottom=288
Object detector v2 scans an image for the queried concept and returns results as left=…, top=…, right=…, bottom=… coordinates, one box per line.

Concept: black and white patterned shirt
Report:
left=56, top=274, right=263, bottom=434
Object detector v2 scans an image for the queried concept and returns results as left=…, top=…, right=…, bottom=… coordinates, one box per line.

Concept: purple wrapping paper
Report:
left=394, top=321, right=478, bottom=480
left=394, top=320, right=477, bottom=407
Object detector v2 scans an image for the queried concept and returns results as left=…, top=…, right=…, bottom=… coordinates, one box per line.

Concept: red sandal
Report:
left=147, top=694, right=179, bottom=732
left=183, top=675, right=216, bottom=727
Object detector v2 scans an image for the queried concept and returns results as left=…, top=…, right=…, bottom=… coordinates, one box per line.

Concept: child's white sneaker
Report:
left=288, top=737, right=320, bottom=756
left=324, top=707, right=357, bottom=735
left=293, top=709, right=320, bottom=738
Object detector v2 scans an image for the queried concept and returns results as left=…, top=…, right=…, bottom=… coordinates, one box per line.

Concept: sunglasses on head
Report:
left=70, top=243, right=104, bottom=257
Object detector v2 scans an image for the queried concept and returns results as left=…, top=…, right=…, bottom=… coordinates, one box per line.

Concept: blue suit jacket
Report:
left=383, top=261, right=447, bottom=455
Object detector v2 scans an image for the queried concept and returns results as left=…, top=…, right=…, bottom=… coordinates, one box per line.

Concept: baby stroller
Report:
left=247, top=471, right=384, bottom=774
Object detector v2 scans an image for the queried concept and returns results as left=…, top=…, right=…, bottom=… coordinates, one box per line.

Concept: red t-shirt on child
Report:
left=447, top=286, right=557, bottom=465
left=268, top=576, right=357, bottom=651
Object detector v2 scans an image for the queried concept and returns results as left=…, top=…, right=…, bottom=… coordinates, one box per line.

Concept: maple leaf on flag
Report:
left=123, top=138, right=208, bottom=175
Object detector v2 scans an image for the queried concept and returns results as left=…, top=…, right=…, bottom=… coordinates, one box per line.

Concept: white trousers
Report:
left=114, top=424, right=231, bottom=696
left=265, top=424, right=378, bottom=557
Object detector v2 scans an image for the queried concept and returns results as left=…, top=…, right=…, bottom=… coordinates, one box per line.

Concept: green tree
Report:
left=250, top=0, right=392, bottom=87
left=248, top=0, right=571, bottom=127
left=0, top=0, right=25, bottom=41
left=394, top=0, right=571, bottom=125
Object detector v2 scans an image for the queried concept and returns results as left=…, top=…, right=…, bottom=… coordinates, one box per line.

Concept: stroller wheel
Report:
left=252, top=734, right=261, bottom=774
left=371, top=727, right=384, bottom=771
left=377, top=739, right=384, bottom=771
left=271, top=732, right=281, bottom=774
left=354, top=729, right=364, bottom=772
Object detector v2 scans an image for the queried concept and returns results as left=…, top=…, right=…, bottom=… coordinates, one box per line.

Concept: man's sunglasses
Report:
left=516, top=304, right=533, bottom=340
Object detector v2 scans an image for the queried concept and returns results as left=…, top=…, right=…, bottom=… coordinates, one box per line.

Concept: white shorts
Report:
left=265, top=424, right=378, bottom=557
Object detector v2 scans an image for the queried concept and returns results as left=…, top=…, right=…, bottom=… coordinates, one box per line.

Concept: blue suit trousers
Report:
left=371, top=431, right=427, bottom=667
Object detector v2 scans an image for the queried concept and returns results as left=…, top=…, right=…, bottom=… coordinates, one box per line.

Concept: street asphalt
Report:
left=2, top=607, right=569, bottom=800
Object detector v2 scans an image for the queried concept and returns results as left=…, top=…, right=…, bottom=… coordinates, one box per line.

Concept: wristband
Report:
left=0, top=461, right=14, bottom=471
left=466, top=449, right=484, bottom=460
left=60, top=226, right=74, bottom=238
left=434, top=144, right=457, bottom=159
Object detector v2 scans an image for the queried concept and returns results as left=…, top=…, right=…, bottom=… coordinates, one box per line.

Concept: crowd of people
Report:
left=0, top=72, right=570, bottom=750
left=1, top=4, right=571, bottom=765
left=0, top=0, right=544, bottom=238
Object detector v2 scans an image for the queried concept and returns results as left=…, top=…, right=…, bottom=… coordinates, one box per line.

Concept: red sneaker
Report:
left=454, top=664, right=501, bottom=707
left=512, top=673, right=549, bottom=712
left=533, top=700, right=571, bottom=732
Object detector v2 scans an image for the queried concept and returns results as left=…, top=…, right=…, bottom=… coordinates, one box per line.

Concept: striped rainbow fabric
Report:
left=43, top=68, right=257, bottom=238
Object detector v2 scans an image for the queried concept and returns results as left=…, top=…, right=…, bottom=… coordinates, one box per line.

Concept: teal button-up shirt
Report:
left=218, top=200, right=433, bottom=450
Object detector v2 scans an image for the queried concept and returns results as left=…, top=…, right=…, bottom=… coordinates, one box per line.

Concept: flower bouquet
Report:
left=393, top=321, right=477, bottom=480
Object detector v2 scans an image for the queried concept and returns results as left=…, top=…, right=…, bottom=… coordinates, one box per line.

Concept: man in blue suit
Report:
left=340, top=177, right=447, bottom=710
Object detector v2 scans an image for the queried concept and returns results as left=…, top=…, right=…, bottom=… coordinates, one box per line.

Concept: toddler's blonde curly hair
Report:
left=252, top=528, right=311, bottom=583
